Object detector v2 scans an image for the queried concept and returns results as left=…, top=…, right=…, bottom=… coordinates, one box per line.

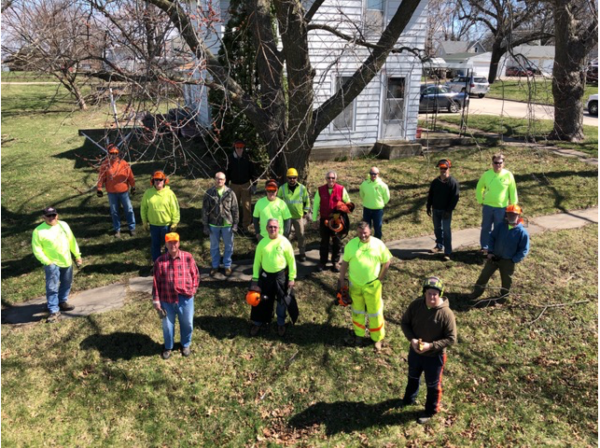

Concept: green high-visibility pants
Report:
left=350, top=279, right=385, bottom=341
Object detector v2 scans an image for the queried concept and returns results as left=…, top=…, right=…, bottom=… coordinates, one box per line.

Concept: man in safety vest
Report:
left=312, top=170, right=351, bottom=272
left=359, top=166, right=390, bottom=239
left=338, top=221, right=392, bottom=351
left=475, top=153, right=518, bottom=255
left=250, top=219, right=297, bottom=337
left=253, top=179, right=291, bottom=242
left=277, top=168, right=311, bottom=261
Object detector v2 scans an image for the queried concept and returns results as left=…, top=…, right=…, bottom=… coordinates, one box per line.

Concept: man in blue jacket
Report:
left=469, top=204, right=529, bottom=307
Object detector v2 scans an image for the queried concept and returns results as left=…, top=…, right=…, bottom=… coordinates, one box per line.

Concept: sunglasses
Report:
left=288, top=177, right=297, bottom=180
left=493, top=161, right=504, bottom=165
left=326, top=177, right=336, bottom=180
left=45, top=214, right=57, bottom=218
left=369, top=172, right=378, bottom=176
left=439, top=167, right=448, bottom=171
left=154, top=178, right=165, bottom=182
left=267, top=226, right=278, bottom=229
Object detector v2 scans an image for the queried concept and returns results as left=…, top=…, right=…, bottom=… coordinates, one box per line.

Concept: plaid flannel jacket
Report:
left=152, top=250, right=199, bottom=304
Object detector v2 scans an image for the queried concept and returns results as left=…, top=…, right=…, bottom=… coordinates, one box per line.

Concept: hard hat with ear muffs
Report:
left=422, top=276, right=444, bottom=296
left=150, top=170, right=169, bottom=185
left=436, top=159, right=451, bottom=169
left=246, top=284, right=262, bottom=307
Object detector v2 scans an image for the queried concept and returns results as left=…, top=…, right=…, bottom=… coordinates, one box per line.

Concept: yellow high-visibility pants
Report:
left=350, top=279, right=385, bottom=341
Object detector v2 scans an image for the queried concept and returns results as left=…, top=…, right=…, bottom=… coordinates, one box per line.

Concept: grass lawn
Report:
left=431, top=115, right=599, bottom=157
left=2, top=82, right=598, bottom=446
left=488, top=79, right=598, bottom=105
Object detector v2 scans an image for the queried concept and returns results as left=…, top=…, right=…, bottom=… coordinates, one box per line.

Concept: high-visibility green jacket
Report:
left=32, top=221, right=81, bottom=267
left=277, top=183, right=310, bottom=219
left=252, top=235, right=297, bottom=281
left=476, top=169, right=518, bottom=208
left=141, top=186, right=180, bottom=226
left=359, top=177, right=390, bottom=210
left=343, top=236, right=392, bottom=286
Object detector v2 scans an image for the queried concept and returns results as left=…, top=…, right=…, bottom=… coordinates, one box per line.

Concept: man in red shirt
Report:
left=152, top=233, right=199, bottom=359
left=96, top=144, right=136, bottom=238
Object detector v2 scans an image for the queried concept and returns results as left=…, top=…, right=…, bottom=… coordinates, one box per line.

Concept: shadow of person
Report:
left=288, top=399, right=421, bottom=435
left=194, top=315, right=350, bottom=346
left=80, top=332, right=161, bottom=360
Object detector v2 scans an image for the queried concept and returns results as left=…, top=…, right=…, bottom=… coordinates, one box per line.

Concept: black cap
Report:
left=43, top=206, right=58, bottom=216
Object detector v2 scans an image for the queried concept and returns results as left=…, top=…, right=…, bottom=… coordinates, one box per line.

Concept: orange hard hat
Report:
left=506, top=204, right=522, bottom=215
left=151, top=170, right=169, bottom=185
left=107, top=144, right=119, bottom=154
left=246, top=290, right=261, bottom=307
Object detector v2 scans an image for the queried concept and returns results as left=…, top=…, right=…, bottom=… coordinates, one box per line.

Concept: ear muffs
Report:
left=150, top=172, right=169, bottom=185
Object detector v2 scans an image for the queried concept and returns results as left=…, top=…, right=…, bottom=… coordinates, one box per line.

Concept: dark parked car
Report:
left=419, top=84, right=469, bottom=113
left=585, top=65, right=598, bottom=85
left=506, top=66, right=533, bottom=77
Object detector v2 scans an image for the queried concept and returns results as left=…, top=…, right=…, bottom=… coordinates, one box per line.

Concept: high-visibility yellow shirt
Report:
left=343, top=236, right=392, bottom=286
left=475, top=169, right=518, bottom=208
left=32, top=221, right=81, bottom=267
left=252, top=235, right=297, bottom=281
left=359, top=177, right=390, bottom=210
left=253, top=197, right=291, bottom=237
left=140, top=186, right=180, bottom=226
left=277, top=183, right=310, bottom=219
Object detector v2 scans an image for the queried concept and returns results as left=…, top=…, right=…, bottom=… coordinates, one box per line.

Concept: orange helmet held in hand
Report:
left=336, top=285, right=351, bottom=307
left=246, top=290, right=261, bottom=307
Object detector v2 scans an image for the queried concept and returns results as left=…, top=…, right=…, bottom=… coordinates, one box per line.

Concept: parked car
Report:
left=446, top=76, right=490, bottom=98
left=506, top=66, right=533, bottom=77
left=585, top=65, right=598, bottom=85
left=419, top=84, right=469, bottom=113
left=586, top=94, right=598, bottom=116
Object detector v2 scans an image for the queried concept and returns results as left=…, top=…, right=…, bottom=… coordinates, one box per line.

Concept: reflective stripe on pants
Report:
left=350, top=279, right=385, bottom=341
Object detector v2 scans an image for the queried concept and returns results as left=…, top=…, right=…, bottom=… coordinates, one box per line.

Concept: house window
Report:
left=333, top=77, right=355, bottom=131
left=385, top=77, right=405, bottom=121
left=365, top=0, right=385, bottom=38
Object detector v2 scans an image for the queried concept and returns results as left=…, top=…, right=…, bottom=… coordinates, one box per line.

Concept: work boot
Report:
left=224, top=268, right=232, bottom=277
left=181, top=346, right=191, bottom=357
left=417, top=412, right=435, bottom=425
left=114, top=230, right=121, bottom=238
left=332, top=263, right=340, bottom=273
left=209, top=268, right=218, bottom=277
left=298, top=254, right=307, bottom=262
left=162, top=350, right=172, bottom=360
left=278, top=325, right=286, bottom=337
left=46, top=312, right=61, bottom=323
left=317, top=263, right=326, bottom=272
left=129, top=229, right=136, bottom=236
left=374, top=340, right=383, bottom=352
left=59, top=302, right=75, bottom=311
left=442, top=254, right=451, bottom=262
left=250, top=325, right=261, bottom=337
left=431, top=246, right=443, bottom=254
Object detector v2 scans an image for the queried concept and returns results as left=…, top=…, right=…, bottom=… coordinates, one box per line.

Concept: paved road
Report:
left=467, top=97, right=598, bottom=127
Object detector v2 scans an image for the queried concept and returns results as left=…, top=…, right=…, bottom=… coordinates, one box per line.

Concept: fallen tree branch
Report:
left=525, top=300, right=590, bottom=325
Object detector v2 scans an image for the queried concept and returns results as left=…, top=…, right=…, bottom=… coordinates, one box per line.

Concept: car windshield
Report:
left=453, top=77, right=469, bottom=82
left=474, top=78, right=487, bottom=83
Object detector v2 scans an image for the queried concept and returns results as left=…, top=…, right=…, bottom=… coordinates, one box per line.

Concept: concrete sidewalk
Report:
left=3, top=207, right=597, bottom=325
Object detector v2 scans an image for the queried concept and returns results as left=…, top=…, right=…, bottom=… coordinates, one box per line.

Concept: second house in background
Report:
left=203, top=172, right=239, bottom=277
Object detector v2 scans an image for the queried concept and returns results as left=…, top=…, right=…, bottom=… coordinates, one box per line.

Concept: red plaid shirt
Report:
left=152, top=250, right=199, bottom=304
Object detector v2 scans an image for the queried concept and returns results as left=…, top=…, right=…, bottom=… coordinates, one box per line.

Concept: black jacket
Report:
left=225, top=151, right=256, bottom=185
left=426, top=176, right=460, bottom=213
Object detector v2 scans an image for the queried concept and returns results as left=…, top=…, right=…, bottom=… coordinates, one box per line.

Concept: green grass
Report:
left=2, top=81, right=598, bottom=446
left=488, top=79, right=598, bottom=105
left=432, top=115, right=599, bottom=156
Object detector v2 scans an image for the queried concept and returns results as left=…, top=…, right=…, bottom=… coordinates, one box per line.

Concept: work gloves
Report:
left=130, top=187, right=136, bottom=196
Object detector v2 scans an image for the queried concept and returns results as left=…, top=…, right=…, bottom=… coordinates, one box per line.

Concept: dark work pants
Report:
left=319, top=218, right=343, bottom=264
left=403, top=349, right=447, bottom=415
left=250, top=270, right=287, bottom=325
left=471, top=257, right=515, bottom=298
left=362, top=207, right=384, bottom=239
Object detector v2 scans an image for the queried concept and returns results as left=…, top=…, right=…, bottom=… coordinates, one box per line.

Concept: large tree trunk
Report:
left=487, top=41, right=505, bottom=84
left=550, top=0, right=597, bottom=141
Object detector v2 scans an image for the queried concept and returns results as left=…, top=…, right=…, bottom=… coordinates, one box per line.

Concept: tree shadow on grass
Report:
left=288, top=399, right=420, bottom=435
left=195, top=315, right=350, bottom=347
left=80, top=332, right=161, bottom=360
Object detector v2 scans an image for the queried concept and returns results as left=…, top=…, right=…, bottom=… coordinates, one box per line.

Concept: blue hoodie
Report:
left=488, top=222, right=529, bottom=263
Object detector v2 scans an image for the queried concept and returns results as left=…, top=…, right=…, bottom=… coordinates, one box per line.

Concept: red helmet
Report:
left=506, top=204, right=522, bottom=215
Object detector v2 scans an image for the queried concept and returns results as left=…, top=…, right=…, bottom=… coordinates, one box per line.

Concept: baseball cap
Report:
left=43, top=207, right=58, bottom=216
left=165, top=232, right=180, bottom=243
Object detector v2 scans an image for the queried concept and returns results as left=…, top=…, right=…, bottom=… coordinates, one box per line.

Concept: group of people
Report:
left=31, top=141, right=530, bottom=424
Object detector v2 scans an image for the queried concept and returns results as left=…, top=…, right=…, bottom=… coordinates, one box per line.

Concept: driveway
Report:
left=467, top=97, right=598, bottom=127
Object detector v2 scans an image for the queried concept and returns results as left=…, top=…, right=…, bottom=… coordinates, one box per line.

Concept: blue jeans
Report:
left=362, top=207, right=384, bottom=239
left=403, top=349, right=447, bottom=415
left=161, top=295, right=194, bottom=350
left=150, top=224, right=170, bottom=262
left=44, top=264, right=73, bottom=314
left=480, top=205, right=506, bottom=249
left=107, top=192, right=136, bottom=232
left=209, top=226, right=234, bottom=268
left=432, top=209, right=452, bottom=255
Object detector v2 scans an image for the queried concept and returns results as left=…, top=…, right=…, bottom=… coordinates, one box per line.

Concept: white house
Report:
left=442, top=52, right=493, bottom=78
left=499, top=45, right=555, bottom=77
left=184, top=0, right=429, bottom=147
left=436, top=40, right=487, bottom=57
